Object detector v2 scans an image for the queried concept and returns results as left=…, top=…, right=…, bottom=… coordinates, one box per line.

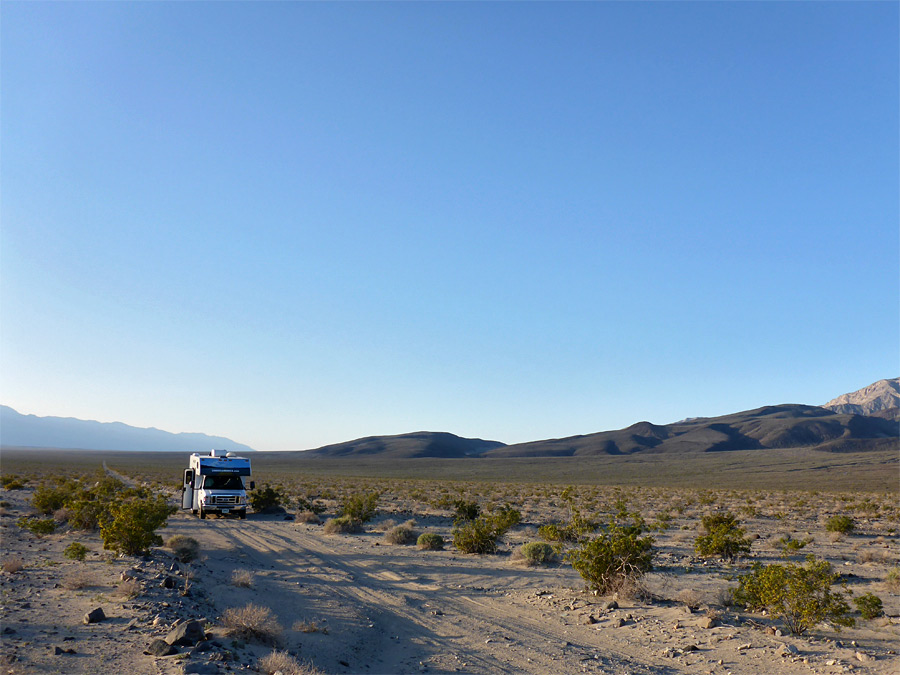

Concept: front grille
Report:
left=210, top=495, right=240, bottom=505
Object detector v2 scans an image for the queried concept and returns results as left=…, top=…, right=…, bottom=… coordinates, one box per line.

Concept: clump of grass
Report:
left=258, top=650, right=322, bottom=675
left=62, top=569, right=96, bottom=590
left=2, top=557, right=24, bottom=574
left=166, top=534, right=200, bottom=562
left=119, top=578, right=143, bottom=599
left=886, top=567, right=900, bottom=592
left=323, top=515, right=363, bottom=535
left=416, top=532, right=444, bottom=551
left=223, top=603, right=283, bottom=645
left=296, top=511, right=321, bottom=524
left=384, top=520, right=418, bottom=545
left=292, top=619, right=323, bottom=633
left=230, top=568, right=254, bottom=588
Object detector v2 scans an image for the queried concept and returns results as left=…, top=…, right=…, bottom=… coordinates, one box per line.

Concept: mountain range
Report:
left=2, top=378, right=897, bottom=456
left=0, top=406, right=256, bottom=454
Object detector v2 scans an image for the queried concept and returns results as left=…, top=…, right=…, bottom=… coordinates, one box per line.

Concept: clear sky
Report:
left=2, top=2, right=897, bottom=451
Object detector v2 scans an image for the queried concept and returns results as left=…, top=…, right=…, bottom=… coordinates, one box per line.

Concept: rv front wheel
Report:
left=199, top=508, right=206, bottom=520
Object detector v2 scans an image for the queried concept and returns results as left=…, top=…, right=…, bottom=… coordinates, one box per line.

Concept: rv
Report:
left=181, top=450, right=253, bottom=519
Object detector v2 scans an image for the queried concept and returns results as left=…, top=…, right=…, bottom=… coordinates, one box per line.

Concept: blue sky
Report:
left=2, top=2, right=897, bottom=451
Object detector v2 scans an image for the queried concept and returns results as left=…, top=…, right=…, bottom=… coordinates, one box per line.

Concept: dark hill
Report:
left=306, top=432, right=506, bottom=459
left=485, top=404, right=898, bottom=457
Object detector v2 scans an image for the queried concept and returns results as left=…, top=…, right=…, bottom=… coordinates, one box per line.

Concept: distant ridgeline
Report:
left=0, top=406, right=255, bottom=453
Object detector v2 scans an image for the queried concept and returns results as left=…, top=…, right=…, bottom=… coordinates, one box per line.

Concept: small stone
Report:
left=698, top=617, right=718, bottom=629
left=601, top=600, right=618, bottom=611
left=83, top=607, right=106, bottom=624
left=53, top=646, right=76, bottom=655
left=777, top=643, right=799, bottom=657
left=680, top=644, right=699, bottom=653
left=612, top=618, right=625, bottom=628
left=855, top=651, right=873, bottom=663
left=738, top=642, right=752, bottom=651
left=580, top=615, right=598, bottom=625
left=123, top=618, right=138, bottom=631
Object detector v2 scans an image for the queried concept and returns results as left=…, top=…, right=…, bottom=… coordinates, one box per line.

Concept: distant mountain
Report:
left=0, top=406, right=255, bottom=453
left=484, top=404, right=898, bottom=457
left=306, top=431, right=505, bottom=459
left=823, top=378, right=899, bottom=418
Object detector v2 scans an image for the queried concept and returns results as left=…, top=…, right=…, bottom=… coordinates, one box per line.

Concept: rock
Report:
left=778, top=643, right=799, bottom=657
left=680, top=644, right=699, bottom=653
left=580, top=614, right=598, bottom=625
left=698, top=617, right=718, bottom=629
left=601, top=600, right=618, bottom=611
left=738, top=642, right=752, bottom=651
left=145, top=639, right=177, bottom=656
left=182, top=664, right=220, bottom=674
left=123, top=618, right=138, bottom=631
left=83, top=607, right=106, bottom=624
left=191, top=640, right=213, bottom=653
left=53, top=646, right=76, bottom=655
left=855, top=651, right=873, bottom=663
left=165, top=620, right=206, bottom=646
left=612, top=617, right=625, bottom=628
left=162, top=577, right=176, bottom=589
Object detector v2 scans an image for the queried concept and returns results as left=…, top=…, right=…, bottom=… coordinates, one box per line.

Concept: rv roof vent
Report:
left=226, top=452, right=236, bottom=457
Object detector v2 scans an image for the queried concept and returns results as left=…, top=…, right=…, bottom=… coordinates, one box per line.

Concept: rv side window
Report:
left=200, top=475, right=244, bottom=490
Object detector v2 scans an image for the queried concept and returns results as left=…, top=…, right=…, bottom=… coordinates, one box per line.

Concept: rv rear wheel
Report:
left=199, top=508, right=206, bottom=520
left=239, top=511, right=246, bottom=520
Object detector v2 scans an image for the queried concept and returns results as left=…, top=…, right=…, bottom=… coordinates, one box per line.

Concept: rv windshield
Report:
left=201, top=475, right=244, bottom=490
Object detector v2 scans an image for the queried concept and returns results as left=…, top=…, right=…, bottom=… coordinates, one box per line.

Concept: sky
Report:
left=1, top=2, right=898, bottom=452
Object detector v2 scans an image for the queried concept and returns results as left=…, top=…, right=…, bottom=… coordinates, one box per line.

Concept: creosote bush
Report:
left=17, top=516, right=56, bottom=536
left=249, top=484, right=286, bottom=512
left=99, top=493, right=176, bottom=556
left=734, top=555, right=854, bottom=635
left=566, top=511, right=654, bottom=596
left=853, top=592, right=883, bottom=620
left=416, top=532, right=444, bottom=550
left=825, top=515, right=855, bottom=535
left=64, top=542, right=90, bottom=561
left=694, top=512, right=751, bottom=561
left=341, top=492, right=379, bottom=523
left=223, top=603, right=283, bottom=645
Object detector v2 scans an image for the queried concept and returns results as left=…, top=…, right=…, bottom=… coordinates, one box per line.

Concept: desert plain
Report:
left=0, top=447, right=897, bottom=675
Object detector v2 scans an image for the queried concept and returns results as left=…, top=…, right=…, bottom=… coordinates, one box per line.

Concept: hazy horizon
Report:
left=2, top=3, right=897, bottom=451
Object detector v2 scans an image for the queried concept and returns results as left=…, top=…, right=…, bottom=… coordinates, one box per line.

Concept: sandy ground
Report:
left=1, top=485, right=898, bottom=675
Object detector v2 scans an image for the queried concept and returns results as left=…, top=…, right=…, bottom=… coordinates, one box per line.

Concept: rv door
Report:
left=181, top=469, right=194, bottom=510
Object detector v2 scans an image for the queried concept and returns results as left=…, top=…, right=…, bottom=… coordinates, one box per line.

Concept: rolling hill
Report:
left=0, top=406, right=256, bottom=454
left=304, top=431, right=505, bottom=459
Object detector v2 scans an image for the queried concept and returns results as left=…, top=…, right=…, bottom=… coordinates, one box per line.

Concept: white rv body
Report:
left=181, top=450, right=252, bottom=519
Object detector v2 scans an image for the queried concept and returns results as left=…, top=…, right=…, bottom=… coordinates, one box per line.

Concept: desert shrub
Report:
left=539, top=522, right=578, bottom=543
left=384, top=521, right=418, bottom=545
left=323, top=515, right=363, bottom=535
left=826, top=515, right=855, bottom=535
left=250, top=484, right=286, bottom=512
left=565, top=512, right=654, bottom=596
left=231, top=568, right=254, bottom=588
left=518, top=542, right=557, bottom=566
left=734, top=556, right=854, bottom=635
left=775, top=535, right=812, bottom=556
left=490, top=504, right=522, bottom=531
left=296, top=496, right=326, bottom=515
left=416, top=532, right=444, bottom=550
left=296, top=510, right=321, bottom=524
left=2, top=556, right=24, bottom=574
left=17, top=516, right=56, bottom=536
left=64, top=542, right=90, bottom=561
left=341, top=492, right=379, bottom=523
left=258, top=650, right=321, bottom=675
left=0, top=475, right=26, bottom=490
left=453, top=517, right=502, bottom=554
left=694, top=512, right=751, bottom=561
left=31, top=480, right=77, bottom=515
left=853, top=592, right=883, bottom=619
left=452, top=499, right=480, bottom=523
left=99, top=493, right=176, bottom=556
left=65, top=496, right=106, bottom=531
left=166, top=534, right=200, bottom=562
left=223, top=603, right=283, bottom=645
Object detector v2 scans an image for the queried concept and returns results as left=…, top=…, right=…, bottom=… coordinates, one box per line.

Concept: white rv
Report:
left=181, top=450, right=254, bottom=519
